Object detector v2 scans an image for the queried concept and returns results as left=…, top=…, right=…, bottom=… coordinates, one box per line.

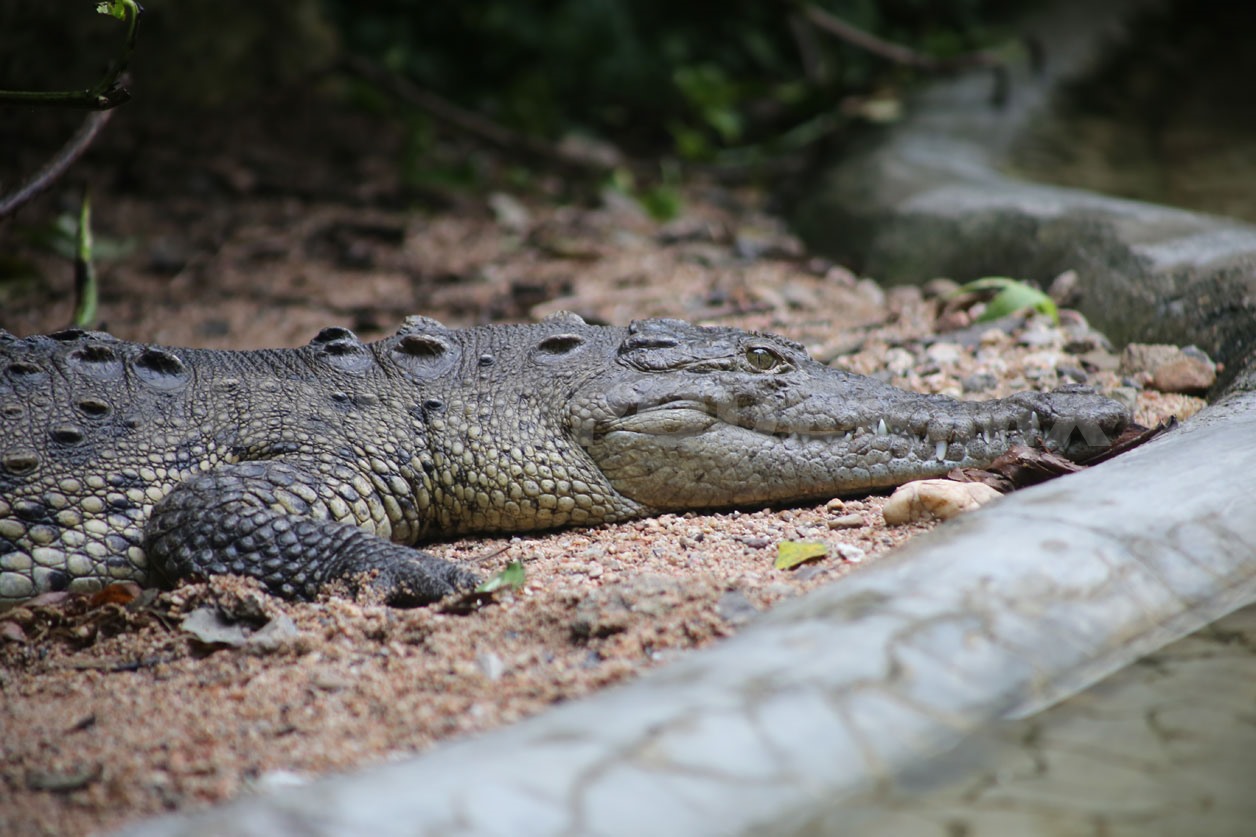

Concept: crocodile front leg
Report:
left=142, top=461, right=479, bottom=606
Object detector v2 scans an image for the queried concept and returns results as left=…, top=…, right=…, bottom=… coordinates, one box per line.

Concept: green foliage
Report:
left=475, top=560, right=527, bottom=594
left=607, top=166, right=684, bottom=221
left=95, top=2, right=131, bottom=21
left=95, top=0, right=142, bottom=24
left=322, top=0, right=1006, bottom=159
left=24, top=212, right=134, bottom=262
left=72, top=192, right=99, bottom=328
left=954, top=277, right=1059, bottom=323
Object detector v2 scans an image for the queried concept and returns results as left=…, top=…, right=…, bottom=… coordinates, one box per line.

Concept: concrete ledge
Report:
left=793, top=1, right=1256, bottom=382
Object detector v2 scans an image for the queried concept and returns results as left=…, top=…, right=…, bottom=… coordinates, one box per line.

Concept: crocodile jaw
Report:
left=573, top=380, right=1129, bottom=511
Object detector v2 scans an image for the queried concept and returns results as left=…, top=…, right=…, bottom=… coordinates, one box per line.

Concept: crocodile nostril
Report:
left=50, top=426, right=86, bottom=445
left=77, top=398, right=112, bottom=417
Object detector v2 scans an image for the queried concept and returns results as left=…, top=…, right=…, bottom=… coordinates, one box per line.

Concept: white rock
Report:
left=882, top=479, right=1002, bottom=525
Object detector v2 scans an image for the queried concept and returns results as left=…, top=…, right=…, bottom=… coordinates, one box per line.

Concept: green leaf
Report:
left=475, top=560, right=526, bottom=594
left=774, top=541, right=828, bottom=571
left=668, top=122, right=712, bottom=160
left=24, top=212, right=134, bottom=262
left=95, top=1, right=128, bottom=21
left=72, top=190, right=98, bottom=328
left=954, top=277, right=1058, bottom=324
left=703, top=107, right=742, bottom=144
left=637, top=185, right=683, bottom=222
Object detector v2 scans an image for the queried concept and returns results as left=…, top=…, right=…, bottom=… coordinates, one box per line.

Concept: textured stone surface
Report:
left=800, top=602, right=1256, bottom=837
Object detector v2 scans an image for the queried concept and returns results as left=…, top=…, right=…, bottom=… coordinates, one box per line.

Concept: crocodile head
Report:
left=569, top=318, right=1130, bottom=510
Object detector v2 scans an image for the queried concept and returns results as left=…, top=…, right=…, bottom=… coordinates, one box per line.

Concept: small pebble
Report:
left=827, top=514, right=864, bottom=530
left=1077, top=348, right=1120, bottom=372
left=310, top=671, right=351, bottom=692
left=1018, top=326, right=1060, bottom=348
left=961, top=372, right=998, bottom=393
left=1107, top=386, right=1139, bottom=412
left=1056, top=364, right=1088, bottom=384
left=883, top=480, right=1002, bottom=525
left=883, top=348, right=916, bottom=376
left=922, top=277, right=960, bottom=299
left=794, top=565, right=829, bottom=582
left=1048, top=269, right=1080, bottom=305
left=475, top=652, right=506, bottom=682
left=248, top=613, right=302, bottom=654
left=835, top=544, right=867, bottom=563
left=924, top=342, right=963, bottom=366
left=1119, top=343, right=1216, bottom=393
left=487, top=192, right=531, bottom=231
left=1152, top=356, right=1215, bottom=393
left=252, top=770, right=310, bottom=792
left=715, top=590, right=759, bottom=626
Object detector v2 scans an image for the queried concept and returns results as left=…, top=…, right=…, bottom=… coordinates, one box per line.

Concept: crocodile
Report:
left=0, top=313, right=1129, bottom=609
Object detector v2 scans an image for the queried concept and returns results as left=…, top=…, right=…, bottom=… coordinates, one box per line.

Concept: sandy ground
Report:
left=0, top=106, right=1205, bottom=835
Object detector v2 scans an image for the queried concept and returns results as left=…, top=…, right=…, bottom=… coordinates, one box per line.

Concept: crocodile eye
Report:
left=745, top=346, right=783, bottom=371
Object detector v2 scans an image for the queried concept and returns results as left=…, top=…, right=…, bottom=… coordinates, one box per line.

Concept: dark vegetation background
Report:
left=0, top=0, right=1007, bottom=196
left=4, top=0, right=1252, bottom=319
left=0, top=0, right=1026, bottom=335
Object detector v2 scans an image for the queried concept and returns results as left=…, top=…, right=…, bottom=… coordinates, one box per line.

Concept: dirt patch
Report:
left=0, top=105, right=1203, bottom=835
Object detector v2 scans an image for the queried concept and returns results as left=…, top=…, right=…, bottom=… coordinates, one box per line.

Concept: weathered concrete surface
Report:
left=120, top=0, right=1256, bottom=834
left=792, top=0, right=1256, bottom=382
left=802, top=602, right=1256, bottom=837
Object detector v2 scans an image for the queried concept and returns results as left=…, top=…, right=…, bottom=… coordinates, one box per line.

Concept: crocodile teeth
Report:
left=843, top=431, right=853, bottom=441
left=876, top=418, right=889, bottom=437
left=935, top=440, right=948, bottom=461
left=1030, top=410, right=1041, bottom=433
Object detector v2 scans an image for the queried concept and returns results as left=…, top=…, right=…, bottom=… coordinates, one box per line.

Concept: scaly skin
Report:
left=0, top=313, right=1130, bottom=608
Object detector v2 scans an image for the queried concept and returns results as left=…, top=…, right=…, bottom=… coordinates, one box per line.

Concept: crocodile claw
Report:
left=367, top=553, right=482, bottom=608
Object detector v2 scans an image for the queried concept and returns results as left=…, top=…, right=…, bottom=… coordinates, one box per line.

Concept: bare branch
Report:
left=0, top=109, right=114, bottom=221
left=799, top=4, right=1000, bottom=72
left=0, top=0, right=141, bottom=110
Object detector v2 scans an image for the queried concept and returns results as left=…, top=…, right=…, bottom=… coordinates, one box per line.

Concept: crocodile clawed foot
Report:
left=365, top=553, right=481, bottom=608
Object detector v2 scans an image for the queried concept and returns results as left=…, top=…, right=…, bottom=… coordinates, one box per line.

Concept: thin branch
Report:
left=799, top=4, right=1000, bottom=72
left=339, top=55, right=625, bottom=176
left=0, top=84, right=131, bottom=111
left=0, top=109, right=114, bottom=221
left=0, top=0, right=141, bottom=110
left=787, top=12, right=829, bottom=83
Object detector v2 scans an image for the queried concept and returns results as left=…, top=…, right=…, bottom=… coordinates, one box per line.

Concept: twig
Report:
left=0, top=84, right=131, bottom=111
left=0, top=109, right=114, bottom=221
left=798, top=3, right=1000, bottom=72
left=339, top=55, right=625, bottom=176
left=0, top=0, right=142, bottom=110
left=787, top=12, right=829, bottom=83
